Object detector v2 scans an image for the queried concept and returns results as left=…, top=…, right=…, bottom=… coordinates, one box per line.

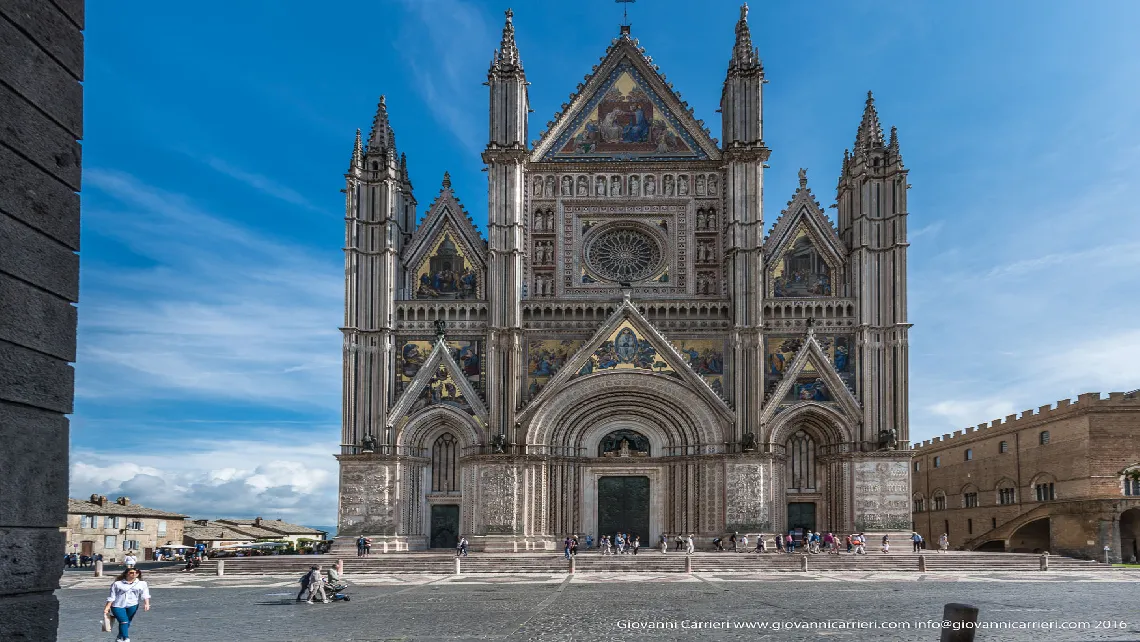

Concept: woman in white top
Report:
left=103, top=568, right=150, bottom=642
left=939, top=533, right=950, bottom=552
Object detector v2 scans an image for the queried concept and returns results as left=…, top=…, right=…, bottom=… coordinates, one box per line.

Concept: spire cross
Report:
left=617, top=0, right=635, bottom=32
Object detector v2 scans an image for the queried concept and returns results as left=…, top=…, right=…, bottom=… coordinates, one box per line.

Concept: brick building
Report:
left=911, top=391, right=1140, bottom=562
left=64, top=495, right=187, bottom=562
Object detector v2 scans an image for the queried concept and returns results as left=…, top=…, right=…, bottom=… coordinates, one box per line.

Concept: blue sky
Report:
left=73, top=0, right=1140, bottom=527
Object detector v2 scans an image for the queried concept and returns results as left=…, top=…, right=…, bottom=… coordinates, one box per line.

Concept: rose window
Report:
left=585, top=227, right=664, bottom=282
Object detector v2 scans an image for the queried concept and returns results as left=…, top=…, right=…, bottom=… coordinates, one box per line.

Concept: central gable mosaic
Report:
left=413, top=233, right=480, bottom=300
left=543, top=62, right=708, bottom=162
left=572, top=320, right=678, bottom=378
left=770, top=226, right=833, bottom=297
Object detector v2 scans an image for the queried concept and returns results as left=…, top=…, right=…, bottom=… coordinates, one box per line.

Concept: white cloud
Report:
left=395, top=0, right=494, bottom=154
left=77, top=169, right=341, bottom=409
left=70, top=438, right=340, bottom=526
left=203, top=156, right=322, bottom=212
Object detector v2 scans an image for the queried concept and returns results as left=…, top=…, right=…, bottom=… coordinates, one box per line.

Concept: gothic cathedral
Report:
left=337, top=6, right=912, bottom=551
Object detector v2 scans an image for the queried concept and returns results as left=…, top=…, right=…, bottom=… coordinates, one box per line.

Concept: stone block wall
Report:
left=0, top=1, right=84, bottom=639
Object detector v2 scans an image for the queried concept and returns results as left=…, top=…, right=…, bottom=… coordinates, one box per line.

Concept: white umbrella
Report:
left=157, top=544, right=193, bottom=550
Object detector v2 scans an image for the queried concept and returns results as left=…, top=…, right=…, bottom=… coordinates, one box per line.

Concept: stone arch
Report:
left=765, top=403, right=854, bottom=447
left=1009, top=517, right=1051, bottom=553
left=994, top=477, right=1018, bottom=505
left=397, top=405, right=484, bottom=452
left=912, top=491, right=925, bottom=513
left=1120, top=508, right=1140, bottom=563
left=526, top=371, right=726, bottom=452
left=931, top=488, right=947, bottom=511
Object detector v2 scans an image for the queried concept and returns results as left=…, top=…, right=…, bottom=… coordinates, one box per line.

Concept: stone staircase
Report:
left=182, top=550, right=1112, bottom=576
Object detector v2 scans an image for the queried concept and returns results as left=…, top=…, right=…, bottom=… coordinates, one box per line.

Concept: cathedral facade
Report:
left=336, top=7, right=913, bottom=551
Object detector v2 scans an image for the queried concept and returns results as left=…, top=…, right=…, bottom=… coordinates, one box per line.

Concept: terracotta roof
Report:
left=182, top=522, right=256, bottom=542
left=68, top=498, right=187, bottom=519
left=218, top=518, right=326, bottom=536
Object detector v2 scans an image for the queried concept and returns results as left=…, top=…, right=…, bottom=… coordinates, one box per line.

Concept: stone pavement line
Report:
left=499, top=573, right=574, bottom=639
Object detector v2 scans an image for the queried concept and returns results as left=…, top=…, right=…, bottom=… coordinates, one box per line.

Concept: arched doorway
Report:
left=1121, top=508, right=1140, bottom=564
left=429, top=432, right=460, bottom=548
left=1009, top=517, right=1051, bottom=553
left=765, top=403, right=854, bottom=535
left=785, top=429, right=818, bottom=537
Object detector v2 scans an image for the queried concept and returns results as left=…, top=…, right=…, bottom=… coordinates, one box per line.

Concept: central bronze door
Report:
left=597, top=476, right=650, bottom=540
left=430, top=505, right=459, bottom=548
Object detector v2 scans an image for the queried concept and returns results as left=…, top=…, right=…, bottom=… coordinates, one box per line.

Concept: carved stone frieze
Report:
left=725, top=461, right=770, bottom=530
left=852, top=460, right=911, bottom=531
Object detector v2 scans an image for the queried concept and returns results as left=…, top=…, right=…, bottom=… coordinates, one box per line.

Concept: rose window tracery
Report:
left=584, top=227, right=663, bottom=282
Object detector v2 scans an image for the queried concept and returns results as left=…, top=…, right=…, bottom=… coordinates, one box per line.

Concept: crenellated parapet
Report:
left=914, top=391, right=1140, bottom=451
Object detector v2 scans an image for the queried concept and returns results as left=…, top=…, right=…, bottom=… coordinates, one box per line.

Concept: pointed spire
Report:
left=441, top=171, right=451, bottom=190
left=854, top=90, right=885, bottom=152
left=349, top=128, right=363, bottom=171
left=728, top=3, right=760, bottom=71
left=368, top=95, right=394, bottom=153
left=490, top=8, right=522, bottom=72
left=887, top=126, right=904, bottom=167
left=399, top=153, right=409, bottom=182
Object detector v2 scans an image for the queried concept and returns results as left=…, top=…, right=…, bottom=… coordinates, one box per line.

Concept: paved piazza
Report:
left=59, top=571, right=1139, bottom=641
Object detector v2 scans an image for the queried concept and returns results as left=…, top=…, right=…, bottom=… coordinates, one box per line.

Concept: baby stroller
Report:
left=326, top=581, right=350, bottom=602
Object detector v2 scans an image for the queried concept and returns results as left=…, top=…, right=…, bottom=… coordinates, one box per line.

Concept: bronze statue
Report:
left=361, top=432, right=377, bottom=453
left=741, top=431, right=756, bottom=452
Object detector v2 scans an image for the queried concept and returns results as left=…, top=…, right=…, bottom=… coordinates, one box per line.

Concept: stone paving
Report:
left=58, top=571, right=1140, bottom=641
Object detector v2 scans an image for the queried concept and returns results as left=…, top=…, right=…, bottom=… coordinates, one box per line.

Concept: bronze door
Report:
left=787, top=502, right=817, bottom=534
left=430, top=505, right=459, bottom=549
left=597, top=476, right=650, bottom=540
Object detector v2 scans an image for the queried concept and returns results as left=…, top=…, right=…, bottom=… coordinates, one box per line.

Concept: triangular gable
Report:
left=531, top=37, right=720, bottom=163
left=404, top=180, right=486, bottom=274
left=763, top=172, right=846, bottom=298
left=517, top=296, right=733, bottom=423
left=388, top=338, right=488, bottom=425
left=760, top=328, right=860, bottom=424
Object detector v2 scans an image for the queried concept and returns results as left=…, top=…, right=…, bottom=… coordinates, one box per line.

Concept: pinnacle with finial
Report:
left=887, top=126, right=904, bottom=166
left=798, top=168, right=808, bottom=189
left=491, top=8, right=521, bottom=71
left=441, top=171, right=451, bottom=190
left=350, top=128, right=363, bottom=170
left=368, top=95, right=392, bottom=150
left=729, top=3, right=759, bottom=70
left=854, top=90, right=885, bottom=152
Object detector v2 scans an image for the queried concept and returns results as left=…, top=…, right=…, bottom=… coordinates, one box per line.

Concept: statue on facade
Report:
left=361, top=432, right=377, bottom=453
left=491, top=433, right=508, bottom=454
left=434, top=319, right=447, bottom=341
left=741, top=431, right=756, bottom=452
left=877, top=428, right=898, bottom=451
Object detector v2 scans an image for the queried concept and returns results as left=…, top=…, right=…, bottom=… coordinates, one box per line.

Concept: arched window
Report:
left=962, top=484, right=979, bottom=508
left=932, top=490, right=947, bottom=511
left=913, top=493, right=925, bottom=513
left=1039, top=431, right=1050, bottom=445
left=785, top=429, right=816, bottom=491
left=431, top=432, right=459, bottom=493
left=997, top=479, right=1017, bottom=505
left=1031, top=473, right=1057, bottom=502
left=1123, top=465, right=1140, bottom=496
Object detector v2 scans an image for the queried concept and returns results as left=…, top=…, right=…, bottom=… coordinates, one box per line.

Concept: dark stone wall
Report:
left=0, top=0, right=84, bottom=639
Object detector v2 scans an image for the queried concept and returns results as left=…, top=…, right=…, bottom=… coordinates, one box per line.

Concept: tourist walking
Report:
left=785, top=533, right=794, bottom=553
left=939, top=533, right=949, bottom=552
left=356, top=536, right=365, bottom=557
left=845, top=534, right=853, bottom=553
left=660, top=533, right=669, bottom=554
left=774, top=534, right=783, bottom=553
left=363, top=537, right=372, bottom=557
left=104, top=567, right=150, bottom=642
left=912, top=532, right=922, bottom=553
left=854, top=533, right=867, bottom=555
left=730, top=532, right=738, bottom=553
left=456, top=536, right=469, bottom=557
left=632, top=536, right=640, bottom=555
left=755, top=534, right=766, bottom=553
left=675, top=534, right=685, bottom=551
left=563, top=536, right=573, bottom=560
left=881, top=534, right=890, bottom=553
left=740, top=534, right=748, bottom=552
left=301, top=565, right=329, bottom=604
left=123, top=552, right=137, bottom=568
left=685, top=534, right=695, bottom=555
